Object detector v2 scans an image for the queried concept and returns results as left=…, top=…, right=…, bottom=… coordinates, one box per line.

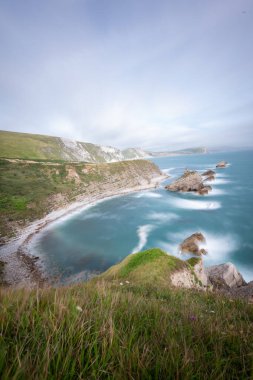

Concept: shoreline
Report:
left=0, top=174, right=168, bottom=287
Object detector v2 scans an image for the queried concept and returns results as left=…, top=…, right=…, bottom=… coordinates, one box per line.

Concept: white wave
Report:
left=159, top=230, right=239, bottom=265
left=134, top=192, right=162, bottom=198
left=147, top=212, right=179, bottom=223
left=212, top=178, right=231, bottom=185
left=170, top=198, right=221, bottom=210
left=79, top=211, right=102, bottom=220
left=162, top=167, right=175, bottom=174
left=198, top=231, right=238, bottom=263
left=131, top=224, right=153, bottom=253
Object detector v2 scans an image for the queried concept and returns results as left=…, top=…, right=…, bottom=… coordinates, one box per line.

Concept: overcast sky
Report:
left=0, top=0, right=253, bottom=150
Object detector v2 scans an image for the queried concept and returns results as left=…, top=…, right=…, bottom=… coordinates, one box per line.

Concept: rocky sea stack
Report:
left=165, top=170, right=212, bottom=195
left=216, top=161, right=228, bottom=168
left=180, top=232, right=207, bottom=256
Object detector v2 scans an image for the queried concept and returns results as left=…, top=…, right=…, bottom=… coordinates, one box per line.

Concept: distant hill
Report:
left=149, top=147, right=207, bottom=157
left=0, top=130, right=149, bottom=163
left=0, top=130, right=207, bottom=163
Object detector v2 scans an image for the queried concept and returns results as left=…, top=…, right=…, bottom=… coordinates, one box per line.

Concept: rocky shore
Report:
left=0, top=172, right=167, bottom=287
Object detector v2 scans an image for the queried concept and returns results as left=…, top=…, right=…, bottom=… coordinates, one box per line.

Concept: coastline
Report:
left=0, top=174, right=167, bottom=287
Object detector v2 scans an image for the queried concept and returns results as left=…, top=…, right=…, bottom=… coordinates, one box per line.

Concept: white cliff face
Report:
left=60, top=138, right=92, bottom=161
left=100, top=146, right=125, bottom=162
left=59, top=138, right=148, bottom=163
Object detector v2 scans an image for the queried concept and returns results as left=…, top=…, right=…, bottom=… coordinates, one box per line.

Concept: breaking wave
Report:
left=134, top=192, right=162, bottom=198
left=170, top=198, right=221, bottom=210
left=131, top=224, right=154, bottom=253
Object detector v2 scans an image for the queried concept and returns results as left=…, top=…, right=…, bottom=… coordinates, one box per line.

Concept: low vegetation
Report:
left=0, top=249, right=252, bottom=379
left=0, top=158, right=160, bottom=240
left=100, top=248, right=186, bottom=285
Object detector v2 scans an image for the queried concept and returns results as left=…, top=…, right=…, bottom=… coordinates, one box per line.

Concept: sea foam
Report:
left=147, top=212, right=179, bottom=223
left=134, top=192, right=162, bottom=198
left=158, top=230, right=238, bottom=265
left=170, top=198, right=221, bottom=210
left=131, top=224, right=154, bottom=253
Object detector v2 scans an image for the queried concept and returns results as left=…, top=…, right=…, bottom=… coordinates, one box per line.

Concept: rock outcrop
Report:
left=165, top=170, right=212, bottom=195
left=205, top=263, right=246, bottom=289
left=227, top=281, right=253, bottom=302
left=216, top=161, right=228, bottom=168
left=180, top=233, right=207, bottom=256
left=202, top=169, right=216, bottom=181
left=171, top=257, right=208, bottom=288
left=202, top=169, right=215, bottom=177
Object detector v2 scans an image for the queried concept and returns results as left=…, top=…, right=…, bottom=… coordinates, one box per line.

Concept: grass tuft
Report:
left=0, top=281, right=252, bottom=379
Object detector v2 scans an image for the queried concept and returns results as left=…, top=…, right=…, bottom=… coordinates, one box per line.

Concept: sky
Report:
left=0, top=0, right=253, bottom=151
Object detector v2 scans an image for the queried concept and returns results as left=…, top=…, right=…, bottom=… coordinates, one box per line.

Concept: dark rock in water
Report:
left=165, top=170, right=212, bottom=195
left=198, top=185, right=212, bottom=195
left=202, top=169, right=215, bottom=177
left=205, top=175, right=215, bottom=181
left=205, top=263, right=246, bottom=289
left=180, top=233, right=207, bottom=256
left=202, top=169, right=216, bottom=181
left=216, top=161, right=228, bottom=168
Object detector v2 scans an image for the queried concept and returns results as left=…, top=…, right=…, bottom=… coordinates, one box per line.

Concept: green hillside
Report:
left=0, top=130, right=148, bottom=163
left=0, top=158, right=161, bottom=241
left=0, top=249, right=252, bottom=379
left=0, top=130, right=65, bottom=161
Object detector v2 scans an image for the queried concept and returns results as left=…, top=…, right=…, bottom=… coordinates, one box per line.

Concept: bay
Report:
left=33, top=150, right=253, bottom=283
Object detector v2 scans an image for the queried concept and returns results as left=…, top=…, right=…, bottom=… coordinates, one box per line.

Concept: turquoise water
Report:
left=33, top=151, right=253, bottom=283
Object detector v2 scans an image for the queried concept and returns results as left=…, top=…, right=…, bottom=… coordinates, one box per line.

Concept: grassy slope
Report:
left=0, top=131, right=134, bottom=163
left=100, top=248, right=186, bottom=286
left=0, top=158, right=160, bottom=240
left=0, top=130, right=65, bottom=160
left=0, top=249, right=252, bottom=379
left=0, top=130, right=113, bottom=163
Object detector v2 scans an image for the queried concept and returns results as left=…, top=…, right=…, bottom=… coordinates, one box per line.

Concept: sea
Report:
left=32, top=150, right=253, bottom=283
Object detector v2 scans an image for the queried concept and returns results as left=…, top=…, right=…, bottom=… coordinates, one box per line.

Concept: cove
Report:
left=32, top=150, right=253, bottom=283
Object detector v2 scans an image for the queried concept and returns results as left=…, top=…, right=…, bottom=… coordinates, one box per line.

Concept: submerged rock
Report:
left=216, top=161, right=228, bottom=168
left=205, top=263, right=247, bottom=289
left=180, top=233, right=207, bottom=256
left=165, top=170, right=212, bottom=195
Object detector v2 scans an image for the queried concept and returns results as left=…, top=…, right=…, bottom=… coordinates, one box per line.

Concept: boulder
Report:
left=202, top=169, right=216, bottom=181
left=180, top=233, right=207, bottom=256
left=216, top=161, right=228, bottom=168
left=202, top=169, right=215, bottom=177
left=199, top=185, right=212, bottom=195
left=205, top=263, right=247, bottom=289
left=165, top=170, right=212, bottom=195
left=228, top=281, right=253, bottom=302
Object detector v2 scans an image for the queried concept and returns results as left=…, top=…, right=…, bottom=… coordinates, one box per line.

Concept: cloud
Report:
left=0, top=0, right=253, bottom=149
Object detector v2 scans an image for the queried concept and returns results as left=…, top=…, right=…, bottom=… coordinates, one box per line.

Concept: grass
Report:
left=0, top=250, right=252, bottom=378
left=0, top=278, right=252, bottom=379
left=0, top=130, right=144, bottom=163
left=0, top=130, right=65, bottom=161
left=101, top=248, right=186, bottom=286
